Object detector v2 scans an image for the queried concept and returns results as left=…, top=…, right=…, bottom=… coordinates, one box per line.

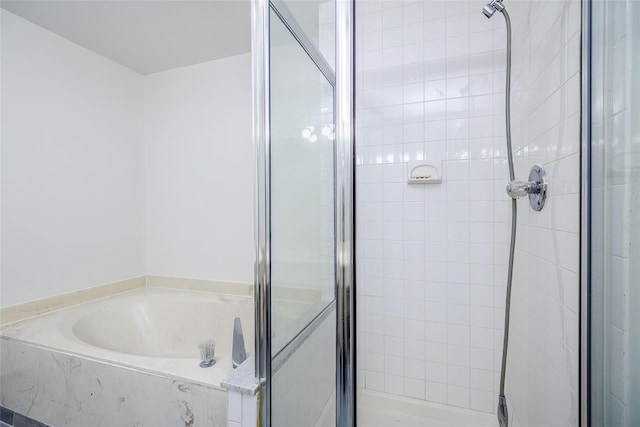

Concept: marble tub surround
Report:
left=0, top=276, right=145, bottom=325
left=222, top=358, right=259, bottom=427
left=1, top=286, right=255, bottom=426
left=0, top=287, right=254, bottom=388
left=0, top=339, right=227, bottom=427
left=221, top=357, right=259, bottom=395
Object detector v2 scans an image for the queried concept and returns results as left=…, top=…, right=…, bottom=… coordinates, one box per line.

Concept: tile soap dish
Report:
left=407, top=161, right=442, bottom=184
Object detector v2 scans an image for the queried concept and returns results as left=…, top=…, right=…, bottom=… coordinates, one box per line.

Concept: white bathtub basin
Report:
left=0, top=287, right=254, bottom=388
left=72, top=295, right=247, bottom=359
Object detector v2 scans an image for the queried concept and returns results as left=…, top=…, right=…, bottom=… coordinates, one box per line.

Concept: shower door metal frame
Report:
left=251, top=0, right=271, bottom=424
left=579, top=0, right=591, bottom=425
left=335, top=0, right=356, bottom=426
left=251, top=0, right=356, bottom=425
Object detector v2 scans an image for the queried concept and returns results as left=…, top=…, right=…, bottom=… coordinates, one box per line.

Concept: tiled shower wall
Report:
left=355, top=0, right=511, bottom=412
left=505, top=0, right=581, bottom=426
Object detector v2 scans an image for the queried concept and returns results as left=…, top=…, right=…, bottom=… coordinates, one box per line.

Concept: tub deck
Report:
left=1, top=287, right=254, bottom=389
left=0, top=286, right=255, bottom=427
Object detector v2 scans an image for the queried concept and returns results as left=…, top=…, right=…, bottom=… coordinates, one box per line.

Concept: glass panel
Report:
left=590, top=0, right=640, bottom=425
left=269, top=8, right=336, bottom=427
left=275, top=0, right=335, bottom=70
left=269, top=8, right=335, bottom=356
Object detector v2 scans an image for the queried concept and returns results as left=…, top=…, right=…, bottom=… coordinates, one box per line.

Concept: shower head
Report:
left=482, top=4, right=497, bottom=18
left=482, top=0, right=505, bottom=18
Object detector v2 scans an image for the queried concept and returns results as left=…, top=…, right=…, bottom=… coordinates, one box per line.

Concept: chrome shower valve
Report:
left=505, top=164, right=548, bottom=211
left=506, top=180, right=542, bottom=198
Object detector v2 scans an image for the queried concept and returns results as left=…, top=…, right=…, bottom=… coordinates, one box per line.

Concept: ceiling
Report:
left=1, top=0, right=251, bottom=75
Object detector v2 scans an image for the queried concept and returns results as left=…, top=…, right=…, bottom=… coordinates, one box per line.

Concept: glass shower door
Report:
left=252, top=0, right=354, bottom=425
left=269, top=5, right=337, bottom=426
left=589, top=0, right=640, bottom=425
left=269, top=7, right=336, bottom=358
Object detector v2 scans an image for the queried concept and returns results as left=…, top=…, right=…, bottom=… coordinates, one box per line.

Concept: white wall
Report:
left=1, top=10, right=254, bottom=307
left=144, top=54, right=253, bottom=284
left=506, top=1, right=581, bottom=426
left=1, top=10, right=146, bottom=307
left=356, top=0, right=509, bottom=412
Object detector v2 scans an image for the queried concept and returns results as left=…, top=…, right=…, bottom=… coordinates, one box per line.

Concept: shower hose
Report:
left=498, top=8, right=514, bottom=427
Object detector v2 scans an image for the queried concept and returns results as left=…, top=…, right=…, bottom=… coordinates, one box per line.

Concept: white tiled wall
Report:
left=356, top=0, right=511, bottom=413
left=503, top=0, right=581, bottom=426
left=227, top=391, right=258, bottom=427
left=356, top=0, right=582, bottom=418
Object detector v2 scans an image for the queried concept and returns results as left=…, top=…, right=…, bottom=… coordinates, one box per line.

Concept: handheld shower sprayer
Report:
left=482, top=0, right=505, bottom=18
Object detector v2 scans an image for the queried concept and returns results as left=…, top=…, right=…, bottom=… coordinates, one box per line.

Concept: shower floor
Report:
left=315, top=389, right=497, bottom=427
left=357, top=389, right=497, bottom=427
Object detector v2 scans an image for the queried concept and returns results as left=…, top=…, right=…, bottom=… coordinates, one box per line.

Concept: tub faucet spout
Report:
left=232, top=317, right=247, bottom=368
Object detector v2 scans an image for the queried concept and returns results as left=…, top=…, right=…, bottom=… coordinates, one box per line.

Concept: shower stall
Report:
left=1, top=0, right=637, bottom=425
left=253, top=0, right=639, bottom=426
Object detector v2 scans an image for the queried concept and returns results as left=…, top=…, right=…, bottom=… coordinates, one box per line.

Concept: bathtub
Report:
left=0, top=286, right=254, bottom=426
left=2, top=287, right=254, bottom=387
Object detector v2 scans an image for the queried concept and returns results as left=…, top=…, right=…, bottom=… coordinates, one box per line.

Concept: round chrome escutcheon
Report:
left=528, top=164, right=548, bottom=211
